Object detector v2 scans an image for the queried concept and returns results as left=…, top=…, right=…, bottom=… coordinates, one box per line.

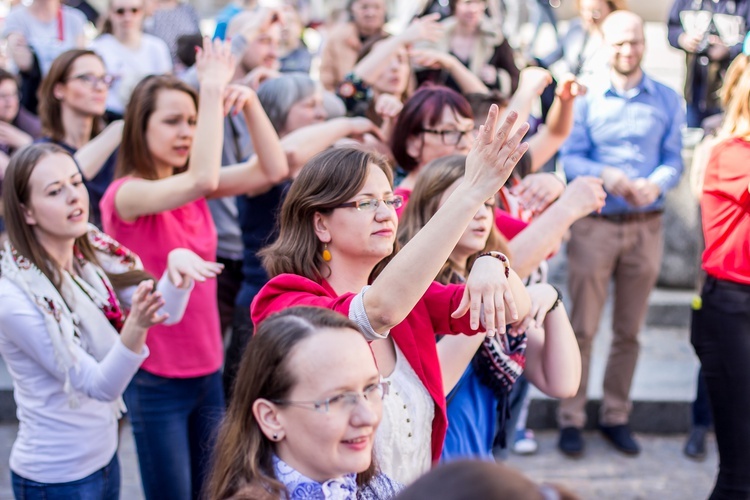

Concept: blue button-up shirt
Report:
left=561, top=73, right=685, bottom=215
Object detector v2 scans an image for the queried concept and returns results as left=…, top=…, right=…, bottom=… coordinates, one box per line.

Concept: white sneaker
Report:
left=513, top=429, right=538, bottom=455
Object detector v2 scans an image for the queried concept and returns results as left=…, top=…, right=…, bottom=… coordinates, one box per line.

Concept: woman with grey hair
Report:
left=223, top=73, right=383, bottom=398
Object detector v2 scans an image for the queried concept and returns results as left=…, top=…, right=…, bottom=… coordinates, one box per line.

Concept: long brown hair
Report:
left=259, top=147, right=396, bottom=282
left=206, top=306, right=378, bottom=500
left=3, top=144, right=151, bottom=292
left=116, top=75, right=198, bottom=180
left=38, top=50, right=105, bottom=143
left=398, top=155, right=510, bottom=285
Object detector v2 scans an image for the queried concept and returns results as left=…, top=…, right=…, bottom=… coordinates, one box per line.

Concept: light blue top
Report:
left=561, top=72, right=685, bottom=215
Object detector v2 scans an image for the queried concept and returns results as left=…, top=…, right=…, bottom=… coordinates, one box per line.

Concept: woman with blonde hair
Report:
left=692, top=52, right=750, bottom=498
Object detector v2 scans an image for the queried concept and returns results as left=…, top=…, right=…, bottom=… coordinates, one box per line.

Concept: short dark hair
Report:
left=390, top=84, right=474, bottom=173
left=0, top=69, right=19, bottom=88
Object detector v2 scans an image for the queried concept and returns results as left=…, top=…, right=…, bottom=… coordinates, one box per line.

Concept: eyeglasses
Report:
left=114, top=6, right=141, bottom=15
left=333, top=195, right=403, bottom=211
left=271, top=382, right=389, bottom=414
left=68, top=74, right=115, bottom=89
left=420, top=127, right=474, bottom=146
left=0, top=91, right=19, bottom=101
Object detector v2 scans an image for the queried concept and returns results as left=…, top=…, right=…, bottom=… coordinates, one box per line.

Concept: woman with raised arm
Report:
left=209, top=307, right=402, bottom=499
left=225, top=73, right=383, bottom=395
left=99, top=39, right=288, bottom=500
left=0, top=143, right=212, bottom=498
left=251, top=106, right=531, bottom=484
left=397, top=154, right=581, bottom=462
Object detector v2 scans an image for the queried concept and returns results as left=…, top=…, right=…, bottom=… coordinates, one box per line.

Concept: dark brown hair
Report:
left=390, top=84, right=474, bottom=173
left=259, top=147, right=396, bottom=281
left=0, top=68, right=18, bottom=88
left=116, top=75, right=198, bottom=180
left=38, top=50, right=105, bottom=143
left=398, top=154, right=510, bottom=284
left=394, top=460, right=580, bottom=500
left=3, top=143, right=150, bottom=292
left=206, top=306, right=377, bottom=500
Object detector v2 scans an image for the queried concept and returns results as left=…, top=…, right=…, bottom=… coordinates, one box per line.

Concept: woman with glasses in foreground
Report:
left=251, top=105, right=531, bottom=484
left=208, top=307, right=402, bottom=499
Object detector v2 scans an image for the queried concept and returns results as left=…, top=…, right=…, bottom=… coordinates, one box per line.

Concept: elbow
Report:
left=266, top=161, right=290, bottom=185
left=194, top=176, right=220, bottom=196
left=545, top=381, right=579, bottom=399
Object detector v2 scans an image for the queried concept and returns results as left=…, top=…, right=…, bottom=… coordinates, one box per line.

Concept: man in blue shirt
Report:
left=557, top=10, right=685, bottom=457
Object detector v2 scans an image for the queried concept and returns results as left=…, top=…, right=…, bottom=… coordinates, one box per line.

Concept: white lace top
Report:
left=374, top=343, right=434, bottom=486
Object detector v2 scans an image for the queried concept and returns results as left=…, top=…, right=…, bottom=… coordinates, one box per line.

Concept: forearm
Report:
left=445, top=56, right=489, bottom=94
left=242, top=95, right=288, bottom=185
left=187, top=83, right=225, bottom=193
left=524, top=304, right=581, bottom=398
left=507, top=202, right=577, bottom=280
left=545, top=96, right=574, bottom=139
left=74, top=121, right=124, bottom=180
left=365, top=184, right=485, bottom=332
left=352, top=37, right=404, bottom=85
left=281, top=118, right=354, bottom=175
left=504, top=88, right=536, bottom=136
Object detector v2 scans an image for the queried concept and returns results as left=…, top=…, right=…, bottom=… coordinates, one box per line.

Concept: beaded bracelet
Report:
left=548, top=284, right=563, bottom=313
left=477, top=251, right=511, bottom=278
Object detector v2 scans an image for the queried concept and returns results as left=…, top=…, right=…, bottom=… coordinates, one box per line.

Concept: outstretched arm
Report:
left=113, top=38, right=234, bottom=221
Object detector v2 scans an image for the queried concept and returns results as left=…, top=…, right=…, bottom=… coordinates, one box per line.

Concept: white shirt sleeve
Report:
left=0, top=281, right=148, bottom=402
left=348, top=286, right=390, bottom=341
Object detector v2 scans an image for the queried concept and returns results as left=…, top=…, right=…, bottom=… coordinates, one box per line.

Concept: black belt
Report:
left=589, top=210, right=663, bottom=223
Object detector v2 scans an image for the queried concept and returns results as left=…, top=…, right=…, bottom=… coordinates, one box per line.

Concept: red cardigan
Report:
left=250, top=273, right=478, bottom=462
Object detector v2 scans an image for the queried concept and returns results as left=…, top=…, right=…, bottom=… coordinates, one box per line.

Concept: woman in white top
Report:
left=91, top=0, right=173, bottom=119
left=0, top=143, right=220, bottom=498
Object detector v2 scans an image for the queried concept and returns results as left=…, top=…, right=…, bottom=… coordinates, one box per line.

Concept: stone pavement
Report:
left=0, top=422, right=718, bottom=499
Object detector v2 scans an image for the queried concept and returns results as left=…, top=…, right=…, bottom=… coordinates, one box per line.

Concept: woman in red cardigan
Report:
left=251, top=106, right=531, bottom=484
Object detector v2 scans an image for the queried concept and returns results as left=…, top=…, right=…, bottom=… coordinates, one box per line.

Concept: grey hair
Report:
left=257, top=73, right=318, bottom=133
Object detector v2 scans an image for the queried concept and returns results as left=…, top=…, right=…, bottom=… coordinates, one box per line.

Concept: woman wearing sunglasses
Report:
left=91, top=0, right=172, bottom=121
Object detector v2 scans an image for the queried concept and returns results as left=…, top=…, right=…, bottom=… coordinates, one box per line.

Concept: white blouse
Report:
left=374, top=343, right=434, bottom=485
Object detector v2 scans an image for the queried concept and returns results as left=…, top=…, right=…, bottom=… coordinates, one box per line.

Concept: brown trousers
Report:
left=557, top=214, right=663, bottom=428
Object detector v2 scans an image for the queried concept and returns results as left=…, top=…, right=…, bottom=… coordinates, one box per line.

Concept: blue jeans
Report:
left=11, top=454, right=119, bottom=500
left=124, top=369, right=225, bottom=500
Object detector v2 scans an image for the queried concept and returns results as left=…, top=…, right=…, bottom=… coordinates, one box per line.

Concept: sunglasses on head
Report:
left=114, top=7, right=141, bottom=15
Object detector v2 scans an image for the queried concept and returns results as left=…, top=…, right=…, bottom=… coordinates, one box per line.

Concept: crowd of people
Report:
left=0, top=0, right=748, bottom=498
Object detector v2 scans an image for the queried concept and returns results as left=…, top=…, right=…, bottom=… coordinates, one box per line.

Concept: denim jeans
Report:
left=692, top=276, right=750, bottom=499
left=124, top=369, right=225, bottom=500
left=11, top=454, right=119, bottom=500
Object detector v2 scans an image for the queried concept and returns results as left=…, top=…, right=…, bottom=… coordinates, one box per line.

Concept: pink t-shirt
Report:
left=100, top=177, right=222, bottom=378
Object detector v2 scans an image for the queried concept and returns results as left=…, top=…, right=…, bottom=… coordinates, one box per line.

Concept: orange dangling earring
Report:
left=322, top=243, right=332, bottom=262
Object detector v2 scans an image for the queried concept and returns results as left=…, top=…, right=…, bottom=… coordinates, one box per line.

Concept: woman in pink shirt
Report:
left=99, top=39, right=289, bottom=500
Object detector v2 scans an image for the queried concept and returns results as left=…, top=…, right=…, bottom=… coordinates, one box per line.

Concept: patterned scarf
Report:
left=273, top=456, right=358, bottom=500
left=0, top=225, right=141, bottom=414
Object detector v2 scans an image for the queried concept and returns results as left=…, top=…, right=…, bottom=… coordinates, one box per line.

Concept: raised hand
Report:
left=196, top=37, right=236, bottom=88
left=509, top=283, right=559, bottom=335
left=555, top=74, right=586, bottom=102
left=452, top=257, right=519, bottom=336
left=519, top=67, right=553, bottom=97
left=511, top=172, right=566, bottom=214
left=222, top=83, right=257, bottom=116
left=167, top=248, right=224, bottom=288
left=0, top=121, right=33, bottom=150
left=558, top=176, right=607, bottom=216
left=409, top=48, right=450, bottom=69
left=374, top=93, right=403, bottom=120
left=398, top=13, right=444, bottom=45
left=464, top=105, right=530, bottom=201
